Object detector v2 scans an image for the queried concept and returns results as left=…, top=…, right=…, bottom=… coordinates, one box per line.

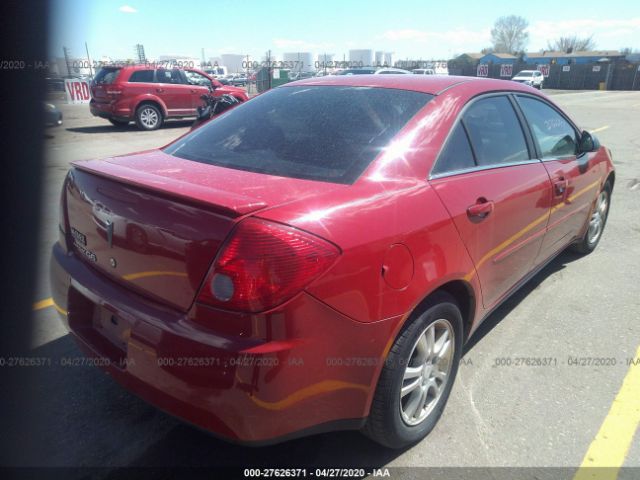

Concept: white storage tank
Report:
left=283, top=52, right=314, bottom=72
left=349, top=49, right=374, bottom=67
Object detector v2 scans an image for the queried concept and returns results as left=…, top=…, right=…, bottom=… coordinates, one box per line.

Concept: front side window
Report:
left=156, top=69, right=185, bottom=84
left=516, top=96, right=577, bottom=159
left=462, top=96, right=530, bottom=166
left=184, top=70, right=212, bottom=87
left=165, top=86, right=433, bottom=184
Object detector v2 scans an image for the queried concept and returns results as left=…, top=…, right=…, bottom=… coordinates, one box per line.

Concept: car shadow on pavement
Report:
left=464, top=249, right=584, bottom=354
left=122, top=422, right=400, bottom=470
left=65, top=121, right=193, bottom=134
left=7, top=334, right=403, bottom=474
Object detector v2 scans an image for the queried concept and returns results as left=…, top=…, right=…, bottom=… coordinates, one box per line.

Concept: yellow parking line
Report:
left=573, top=344, right=640, bottom=480
left=591, top=125, right=610, bottom=133
left=33, top=297, right=67, bottom=315
left=33, top=297, right=54, bottom=310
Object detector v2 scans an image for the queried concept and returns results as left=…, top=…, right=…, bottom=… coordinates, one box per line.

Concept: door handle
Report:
left=553, top=177, right=568, bottom=196
left=467, top=199, right=494, bottom=219
left=156, top=88, right=164, bottom=93
left=190, top=89, right=197, bottom=93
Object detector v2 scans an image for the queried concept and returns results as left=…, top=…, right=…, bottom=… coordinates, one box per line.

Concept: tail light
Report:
left=197, top=218, right=340, bottom=313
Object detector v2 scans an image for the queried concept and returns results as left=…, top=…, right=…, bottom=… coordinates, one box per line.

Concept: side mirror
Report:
left=579, top=130, right=600, bottom=153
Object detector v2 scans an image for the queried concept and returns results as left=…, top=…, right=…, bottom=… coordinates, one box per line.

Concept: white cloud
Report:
left=119, top=5, right=137, bottom=13
left=528, top=18, right=640, bottom=49
left=377, top=18, right=639, bottom=57
left=379, top=28, right=490, bottom=47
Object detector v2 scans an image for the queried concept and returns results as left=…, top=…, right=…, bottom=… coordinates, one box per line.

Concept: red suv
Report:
left=89, top=65, right=249, bottom=130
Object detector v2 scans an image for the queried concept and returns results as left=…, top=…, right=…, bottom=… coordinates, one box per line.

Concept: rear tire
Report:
left=572, top=183, right=611, bottom=254
left=135, top=103, right=163, bottom=131
left=363, top=291, right=463, bottom=448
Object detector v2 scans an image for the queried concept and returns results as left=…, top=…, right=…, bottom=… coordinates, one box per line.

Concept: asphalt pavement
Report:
left=5, top=89, right=639, bottom=478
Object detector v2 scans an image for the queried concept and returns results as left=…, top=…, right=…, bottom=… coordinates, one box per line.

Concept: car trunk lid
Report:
left=65, top=150, right=347, bottom=311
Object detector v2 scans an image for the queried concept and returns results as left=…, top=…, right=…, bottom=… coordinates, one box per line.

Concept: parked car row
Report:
left=334, top=67, right=437, bottom=75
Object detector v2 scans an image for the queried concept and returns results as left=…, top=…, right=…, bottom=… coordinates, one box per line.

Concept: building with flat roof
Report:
left=479, top=53, right=518, bottom=64
left=283, top=52, right=313, bottom=72
left=523, top=50, right=623, bottom=65
left=221, top=54, right=246, bottom=73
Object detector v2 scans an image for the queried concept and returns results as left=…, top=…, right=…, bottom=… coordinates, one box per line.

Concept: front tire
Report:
left=363, top=291, right=463, bottom=448
left=572, top=183, right=611, bottom=254
left=135, top=103, right=163, bottom=131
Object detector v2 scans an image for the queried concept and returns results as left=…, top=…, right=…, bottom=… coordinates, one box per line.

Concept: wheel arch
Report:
left=134, top=96, right=167, bottom=117
left=436, top=280, right=476, bottom=343
left=399, top=279, right=477, bottom=346
left=605, top=170, right=615, bottom=192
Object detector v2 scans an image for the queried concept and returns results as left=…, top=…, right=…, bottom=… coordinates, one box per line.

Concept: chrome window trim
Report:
left=429, top=158, right=542, bottom=181
left=540, top=154, right=578, bottom=163
left=512, top=93, right=582, bottom=161
left=428, top=91, right=538, bottom=180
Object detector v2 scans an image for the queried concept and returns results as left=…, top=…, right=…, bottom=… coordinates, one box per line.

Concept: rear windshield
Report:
left=164, top=86, right=433, bottom=184
left=94, top=67, right=121, bottom=84
left=516, top=71, right=534, bottom=77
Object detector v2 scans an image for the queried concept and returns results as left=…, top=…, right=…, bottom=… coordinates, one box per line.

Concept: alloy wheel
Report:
left=140, top=107, right=159, bottom=129
left=587, top=191, right=608, bottom=246
left=400, top=319, right=454, bottom=426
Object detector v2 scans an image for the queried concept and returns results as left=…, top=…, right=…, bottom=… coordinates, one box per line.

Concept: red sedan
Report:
left=50, top=75, right=614, bottom=448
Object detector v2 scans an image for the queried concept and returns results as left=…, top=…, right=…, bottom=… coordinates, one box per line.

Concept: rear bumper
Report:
left=89, top=99, right=132, bottom=120
left=50, top=242, right=401, bottom=444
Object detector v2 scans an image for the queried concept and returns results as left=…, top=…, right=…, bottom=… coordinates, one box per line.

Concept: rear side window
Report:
left=165, top=86, right=433, bottom=184
left=516, top=96, right=577, bottom=158
left=432, top=123, right=476, bottom=175
left=128, top=70, right=154, bottom=83
left=462, top=96, right=529, bottom=166
left=156, top=69, right=185, bottom=84
left=94, top=67, right=121, bottom=84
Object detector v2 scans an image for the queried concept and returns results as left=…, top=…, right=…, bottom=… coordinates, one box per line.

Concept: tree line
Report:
left=483, top=14, right=629, bottom=56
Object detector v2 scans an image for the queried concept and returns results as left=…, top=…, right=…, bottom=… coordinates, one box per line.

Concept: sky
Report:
left=49, top=0, right=640, bottom=62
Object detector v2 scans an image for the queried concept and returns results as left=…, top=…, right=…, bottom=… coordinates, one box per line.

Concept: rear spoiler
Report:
left=72, top=159, right=267, bottom=217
